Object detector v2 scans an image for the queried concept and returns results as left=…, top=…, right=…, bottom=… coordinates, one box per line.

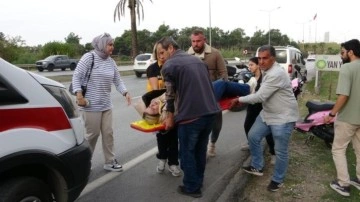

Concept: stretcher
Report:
left=130, top=97, right=236, bottom=133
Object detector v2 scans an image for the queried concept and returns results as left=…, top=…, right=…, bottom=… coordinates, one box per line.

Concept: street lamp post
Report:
left=260, top=6, right=281, bottom=45
left=209, top=0, right=212, bottom=46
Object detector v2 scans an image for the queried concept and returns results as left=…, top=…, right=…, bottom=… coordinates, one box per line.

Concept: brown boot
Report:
left=207, top=142, right=216, bottom=157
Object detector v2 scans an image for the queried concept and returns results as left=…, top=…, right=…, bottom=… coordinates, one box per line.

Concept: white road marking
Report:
left=80, top=109, right=231, bottom=197
left=80, top=147, right=158, bottom=197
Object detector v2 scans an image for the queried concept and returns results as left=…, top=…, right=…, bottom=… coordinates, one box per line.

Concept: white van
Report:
left=256, top=45, right=307, bottom=79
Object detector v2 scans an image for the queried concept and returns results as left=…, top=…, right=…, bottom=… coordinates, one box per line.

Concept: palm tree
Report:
left=114, top=0, right=152, bottom=58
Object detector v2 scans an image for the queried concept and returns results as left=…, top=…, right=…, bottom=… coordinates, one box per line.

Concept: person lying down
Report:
left=134, top=79, right=251, bottom=125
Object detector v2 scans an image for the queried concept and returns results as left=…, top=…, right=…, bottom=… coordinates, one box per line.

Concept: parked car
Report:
left=0, top=57, right=91, bottom=202
left=256, top=45, right=307, bottom=79
left=307, top=54, right=316, bottom=62
left=36, top=55, right=79, bottom=72
left=133, top=53, right=155, bottom=78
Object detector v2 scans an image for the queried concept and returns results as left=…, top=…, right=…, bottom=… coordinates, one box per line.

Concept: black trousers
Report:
left=244, top=103, right=275, bottom=155
left=156, top=127, right=179, bottom=166
left=210, top=111, right=223, bottom=143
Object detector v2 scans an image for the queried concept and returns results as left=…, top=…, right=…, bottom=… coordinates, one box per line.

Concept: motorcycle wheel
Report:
left=310, top=124, right=334, bottom=149
left=324, top=140, right=332, bottom=149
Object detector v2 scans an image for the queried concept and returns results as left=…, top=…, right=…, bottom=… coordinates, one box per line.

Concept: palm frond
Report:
left=113, top=0, right=127, bottom=22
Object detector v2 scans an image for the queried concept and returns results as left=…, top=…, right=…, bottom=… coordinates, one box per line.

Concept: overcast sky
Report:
left=1, top=0, right=359, bottom=46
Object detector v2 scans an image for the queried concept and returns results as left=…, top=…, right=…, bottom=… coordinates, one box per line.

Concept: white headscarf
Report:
left=92, top=33, right=113, bottom=59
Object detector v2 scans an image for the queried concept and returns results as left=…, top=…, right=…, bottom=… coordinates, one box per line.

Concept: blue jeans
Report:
left=248, top=115, right=295, bottom=183
left=178, top=114, right=216, bottom=192
left=212, top=80, right=250, bottom=101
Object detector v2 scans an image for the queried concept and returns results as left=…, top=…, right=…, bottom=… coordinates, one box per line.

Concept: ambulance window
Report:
left=0, top=76, right=28, bottom=105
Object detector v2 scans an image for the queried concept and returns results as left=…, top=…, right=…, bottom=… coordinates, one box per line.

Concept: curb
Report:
left=215, top=156, right=251, bottom=202
left=197, top=152, right=250, bottom=202
left=216, top=141, right=268, bottom=202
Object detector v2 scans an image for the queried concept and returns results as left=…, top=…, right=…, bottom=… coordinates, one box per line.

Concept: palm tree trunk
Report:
left=129, top=0, right=138, bottom=59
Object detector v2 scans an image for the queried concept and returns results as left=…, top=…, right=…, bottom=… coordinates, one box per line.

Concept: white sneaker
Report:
left=168, top=165, right=181, bottom=177
left=207, top=143, right=216, bottom=157
left=241, top=144, right=249, bottom=151
left=156, top=159, right=166, bottom=173
left=270, top=155, right=276, bottom=165
left=103, top=159, right=123, bottom=172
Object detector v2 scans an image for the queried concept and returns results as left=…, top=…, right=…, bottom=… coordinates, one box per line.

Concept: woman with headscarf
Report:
left=72, top=33, right=131, bottom=172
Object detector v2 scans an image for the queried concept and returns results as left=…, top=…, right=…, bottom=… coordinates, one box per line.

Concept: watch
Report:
left=329, top=112, right=336, bottom=117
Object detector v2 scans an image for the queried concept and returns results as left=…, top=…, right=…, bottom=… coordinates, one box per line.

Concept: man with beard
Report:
left=324, top=39, right=360, bottom=197
left=187, top=29, right=227, bottom=158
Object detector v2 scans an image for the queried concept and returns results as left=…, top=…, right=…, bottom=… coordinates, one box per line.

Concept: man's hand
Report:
left=230, top=98, right=241, bottom=109
left=163, top=112, right=174, bottom=130
left=324, top=114, right=335, bottom=124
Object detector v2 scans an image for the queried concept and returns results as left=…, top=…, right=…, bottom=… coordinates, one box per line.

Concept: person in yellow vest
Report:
left=146, top=43, right=181, bottom=177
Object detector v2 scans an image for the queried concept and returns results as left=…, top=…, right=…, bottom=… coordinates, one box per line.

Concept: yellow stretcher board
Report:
left=130, top=119, right=165, bottom=133
left=130, top=97, right=236, bottom=133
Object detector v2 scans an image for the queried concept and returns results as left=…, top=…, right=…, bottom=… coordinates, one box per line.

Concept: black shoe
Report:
left=350, top=177, right=360, bottom=190
left=242, top=166, right=263, bottom=176
left=267, top=180, right=283, bottom=192
left=177, top=185, right=202, bottom=198
left=330, top=180, right=350, bottom=196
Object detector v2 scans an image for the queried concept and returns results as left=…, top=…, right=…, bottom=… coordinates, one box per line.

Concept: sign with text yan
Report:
left=315, top=55, right=342, bottom=71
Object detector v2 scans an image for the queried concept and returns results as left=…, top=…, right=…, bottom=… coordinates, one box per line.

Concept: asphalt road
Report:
left=52, top=75, right=250, bottom=202
left=34, top=60, right=314, bottom=202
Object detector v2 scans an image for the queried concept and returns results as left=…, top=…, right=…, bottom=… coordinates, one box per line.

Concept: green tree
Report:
left=137, top=29, right=153, bottom=53
left=312, top=44, right=318, bottom=54
left=249, top=30, right=267, bottom=48
left=84, top=43, right=93, bottom=52
left=318, top=42, right=325, bottom=53
left=177, top=26, right=203, bottom=50
left=0, top=32, right=25, bottom=62
left=115, top=30, right=132, bottom=56
left=210, top=27, right=225, bottom=49
left=114, top=0, right=153, bottom=58
left=227, top=28, right=246, bottom=50
left=266, top=29, right=291, bottom=46
left=65, top=32, right=81, bottom=44
left=41, top=42, right=76, bottom=58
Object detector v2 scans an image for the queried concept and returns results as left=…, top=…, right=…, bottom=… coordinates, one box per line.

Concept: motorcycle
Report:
left=294, top=100, right=335, bottom=148
left=225, top=57, right=253, bottom=112
left=227, top=57, right=253, bottom=83
left=292, top=65, right=307, bottom=100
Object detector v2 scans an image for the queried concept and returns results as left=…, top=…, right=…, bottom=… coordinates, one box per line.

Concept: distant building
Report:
left=324, top=32, right=330, bottom=42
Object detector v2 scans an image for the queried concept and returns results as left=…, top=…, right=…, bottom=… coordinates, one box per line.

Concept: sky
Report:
left=1, top=0, right=359, bottom=46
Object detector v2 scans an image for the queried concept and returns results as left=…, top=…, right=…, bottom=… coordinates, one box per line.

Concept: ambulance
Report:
left=0, top=58, right=91, bottom=202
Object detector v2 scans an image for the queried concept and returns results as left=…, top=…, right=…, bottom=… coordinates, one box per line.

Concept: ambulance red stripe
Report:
left=0, top=107, right=72, bottom=132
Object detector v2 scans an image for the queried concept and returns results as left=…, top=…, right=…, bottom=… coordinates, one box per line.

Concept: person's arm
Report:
left=113, top=61, right=131, bottom=105
left=324, top=66, right=350, bottom=123
left=148, top=77, right=159, bottom=90
left=161, top=65, right=176, bottom=130
left=239, top=73, right=280, bottom=104
left=72, top=53, right=93, bottom=106
left=324, top=95, right=348, bottom=123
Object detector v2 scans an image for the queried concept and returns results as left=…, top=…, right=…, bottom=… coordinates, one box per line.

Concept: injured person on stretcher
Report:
left=134, top=79, right=252, bottom=125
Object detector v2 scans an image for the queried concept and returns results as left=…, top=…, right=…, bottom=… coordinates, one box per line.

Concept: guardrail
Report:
left=15, top=61, right=134, bottom=71
left=16, top=64, right=37, bottom=71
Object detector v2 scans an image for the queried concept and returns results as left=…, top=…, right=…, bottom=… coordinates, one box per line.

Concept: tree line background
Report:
left=0, top=24, right=341, bottom=64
